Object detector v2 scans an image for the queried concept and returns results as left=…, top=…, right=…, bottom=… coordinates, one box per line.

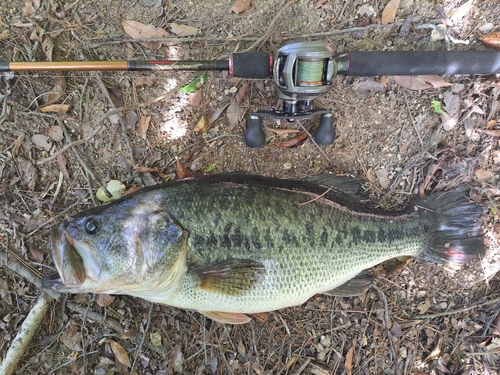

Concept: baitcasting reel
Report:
left=245, top=41, right=349, bottom=148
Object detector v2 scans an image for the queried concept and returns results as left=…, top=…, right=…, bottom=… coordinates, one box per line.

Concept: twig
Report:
left=242, top=0, right=298, bottom=52
left=417, top=295, right=500, bottom=319
left=415, top=24, right=470, bottom=51
left=0, top=296, right=50, bottom=375
left=297, top=187, right=333, bottom=208
left=296, top=120, right=333, bottom=166
left=89, top=22, right=409, bottom=49
left=373, top=284, right=398, bottom=375
left=131, top=303, right=154, bottom=373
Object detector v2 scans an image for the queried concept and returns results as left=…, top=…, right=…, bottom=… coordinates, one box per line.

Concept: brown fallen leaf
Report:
left=39, top=103, right=71, bottom=113
left=266, top=128, right=300, bottom=136
left=42, top=35, right=53, bottom=61
left=47, top=125, right=64, bottom=142
left=168, top=22, right=198, bottom=37
left=477, top=128, right=500, bottom=137
left=32, top=134, right=52, bottom=151
left=193, top=115, right=211, bottom=133
left=230, top=0, right=252, bottom=14
left=122, top=20, right=169, bottom=50
left=226, top=98, right=245, bottom=128
left=175, top=157, right=192, bottom=179
left=424, top=336, right=443, bottom=363
left=134, top=76, right=156, bottom=87
left=108, top=339, right=131, bottom=367
left=235, top=83, right=249, bottom=105
left=0, top=30, right=9, bottom=41
left=394, top=75, right=452, bottom=90
left=189, top=90, right=202, bottom=107
left=61, top=319, right=82, bottom=351
left=474, top=168, right=495, bottom=182
left=29, top=247, right=44, bottom=263
left=207, top=104, right=230, bottom=124
left=138, top=115, right=151, bottom=139
left=278, top=133, right=307, bottom=148
left=57, top=153, right=70, bottom=179
left=134, top=164, right=158, bottom=173
left=45, top=73, right=66, bottom=105
left=344, top=345, right=354, bottom=375
left=417, top=298, right=431, bottom=314
left=480, top=31, right=500, bottom=50
left=106, top=85, right=124, bottom=107
left=95, top=294, right=114, bottom=307
left=22, top=1, right=35, bottom=17
left=381, top=0, right=401, bottom=25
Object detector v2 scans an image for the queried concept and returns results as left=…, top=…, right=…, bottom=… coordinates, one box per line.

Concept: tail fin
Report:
left=415, top=188, right=486, bottom=264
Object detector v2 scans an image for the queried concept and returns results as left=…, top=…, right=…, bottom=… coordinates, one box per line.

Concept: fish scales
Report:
left=42, top=173, right=486, bottom=324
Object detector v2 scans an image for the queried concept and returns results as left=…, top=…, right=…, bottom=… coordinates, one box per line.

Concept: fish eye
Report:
left=84, top=217, right=101, bottom=235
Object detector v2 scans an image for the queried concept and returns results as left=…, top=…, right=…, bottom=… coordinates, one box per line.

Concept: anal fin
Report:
left=323, top=271, right=374, bottom=297
left=202, top=311, right=251, bottom=324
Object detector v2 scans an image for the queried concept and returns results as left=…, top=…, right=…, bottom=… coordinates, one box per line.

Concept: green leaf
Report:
left=179, top=72, right=208, bottom=93
left=204, top=163, right=217, bottom=173
left=430, top=100, right=444, bottom=114
left=96, top=180, right=126, bottom=202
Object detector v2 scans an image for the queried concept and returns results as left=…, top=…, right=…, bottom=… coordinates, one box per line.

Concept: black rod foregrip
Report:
left=230, top=51, right=272, bottom=79
left=344, top=51, right=500, bottom=76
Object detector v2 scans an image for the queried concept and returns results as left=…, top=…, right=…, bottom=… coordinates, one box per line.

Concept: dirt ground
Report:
left=1, top=0, right=500, bottom=374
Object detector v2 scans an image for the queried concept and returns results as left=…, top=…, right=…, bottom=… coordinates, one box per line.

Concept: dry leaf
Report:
left=139, top=115, right=151, bottom=139
left=477, top=128, right=500, bottom=138
left=124, top=186, right=141, bottom=195
left=106, top=86, right=124, bottom=107
left=344, top=345, right=354, bottom=375
left=226, top=99, right=245, bottom=128
left=394, top=75, right=452, bottom=90
left=266, top=128, right=300, bottom=136
left=189, top=90, right=202, bottom=107
left=375, top=168, right=390, bottom=189
left=47, top=125, right=64, bottom=142
left=122, top=20, right=169, bottom=50
left=381, top=0, right=401, bottom=25
left=96, top=294, right=114, bottom=307
left=32, top=134, right=52, bottom=151
left=207, top=104, right=229, bottom=124
left=424, top=336, right=443, bottom=362
left=108, top=339, right=131, bottom=367
left=39, top=103, right=71, bottom=113
left=57, top=153, right=70, bottom=179
left=474, top=169, right=494, bottom=182
left=230, top=0, right=252, bottom=14
left=235, top=83, right=249, bottom=105
left=278, top=133, right=307, bottom=148
left=45, top=74, right=66, bottom=105
left=134, top=76, right=156, bottom=87
left=134, top=164, right=158, bottom=173
left=449, top=0, right=473, bottom=23
left=417, top=298, right=431, bottom=314
left=193, top=115, right=211, bottom=133
left=175, top=157, right=191, bottom=179
left=22, top=1, right=36, bottom=17
left=168, top=22, right=198, bottom=36
left=29, top=247, right=44, bottom=263
left=42, top=35, right=53, bottom=61
left=0, top=30, right=9, bottom=41
left=237, top=339, right=246, bottom=357
left=480, top=31, right=500, bottom=50
left=61, top=320, right=82, bottom=351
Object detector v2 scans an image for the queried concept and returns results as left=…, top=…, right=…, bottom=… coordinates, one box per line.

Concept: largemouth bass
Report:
left=42, top=173, right=486, bottom=324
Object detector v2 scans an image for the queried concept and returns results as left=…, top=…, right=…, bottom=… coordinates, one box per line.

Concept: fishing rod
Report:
left=2, top=41, right=500, bottom=147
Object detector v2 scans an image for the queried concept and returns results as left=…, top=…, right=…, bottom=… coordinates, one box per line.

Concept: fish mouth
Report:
left=42, top=225, right=87, bottom=292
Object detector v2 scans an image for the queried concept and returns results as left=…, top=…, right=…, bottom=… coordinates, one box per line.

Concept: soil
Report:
left=1, top=0, right=500, bottom=374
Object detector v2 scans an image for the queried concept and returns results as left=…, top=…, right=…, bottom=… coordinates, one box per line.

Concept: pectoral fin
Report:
left=201, top=311, right=251, bottom=324
left=191, top=259, right=265, bottom=296
left=323, top=271, right=374, bottom=297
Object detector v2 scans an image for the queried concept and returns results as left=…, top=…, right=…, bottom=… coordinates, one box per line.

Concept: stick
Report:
left=0, top=296, right=50, bottom=375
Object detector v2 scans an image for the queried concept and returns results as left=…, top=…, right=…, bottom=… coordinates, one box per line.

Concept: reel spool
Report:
left=245, top=41, right=348, bottom=148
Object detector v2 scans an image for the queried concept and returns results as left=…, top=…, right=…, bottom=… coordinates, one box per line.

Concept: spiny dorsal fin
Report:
left=191, top=259, right=265, bottom=296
